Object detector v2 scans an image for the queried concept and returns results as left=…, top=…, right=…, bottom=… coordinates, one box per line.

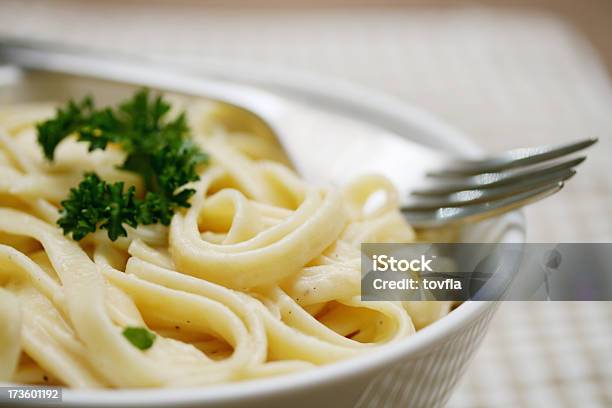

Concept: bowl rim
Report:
left=2, top=57, right=526, bottom=406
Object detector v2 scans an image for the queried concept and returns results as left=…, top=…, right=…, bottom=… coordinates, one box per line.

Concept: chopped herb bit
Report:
left=38, top=89, right=208, bottom=241
left=122, top=326, right=156, bottom=350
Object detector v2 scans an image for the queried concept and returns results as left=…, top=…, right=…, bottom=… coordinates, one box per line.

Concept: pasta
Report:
left=0, top=97, right=452, bottom=388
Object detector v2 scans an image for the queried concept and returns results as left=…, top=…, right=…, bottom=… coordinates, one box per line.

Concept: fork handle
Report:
left=0, top=37, right=289, bottom=127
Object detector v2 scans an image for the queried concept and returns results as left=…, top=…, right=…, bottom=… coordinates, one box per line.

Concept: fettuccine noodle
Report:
left=0, top=98, right=452, bottom=388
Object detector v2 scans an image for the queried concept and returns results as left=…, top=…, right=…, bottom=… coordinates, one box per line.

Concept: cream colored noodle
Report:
left=0, top=99, right=451, bottom=388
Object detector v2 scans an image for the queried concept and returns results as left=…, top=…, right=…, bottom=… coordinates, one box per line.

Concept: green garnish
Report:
left=122, top=326, right=156, bottom=350
left=38, top=89, right=208, bottom=241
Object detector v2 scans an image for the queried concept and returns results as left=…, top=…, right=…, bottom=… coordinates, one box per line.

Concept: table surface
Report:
left=1, top=1, right=611, bottom=406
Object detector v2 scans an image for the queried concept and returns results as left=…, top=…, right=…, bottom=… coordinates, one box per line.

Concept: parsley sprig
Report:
left=38, top=90, right=208, bottom=241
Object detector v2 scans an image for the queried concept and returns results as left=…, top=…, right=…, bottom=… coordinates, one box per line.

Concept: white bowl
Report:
left=0, top=60, right=525, bottom=407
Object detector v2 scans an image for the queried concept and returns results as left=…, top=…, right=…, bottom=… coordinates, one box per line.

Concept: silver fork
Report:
left=400, top=139, right=596, bottom=227
left=0, top=39, right=598, bottom=228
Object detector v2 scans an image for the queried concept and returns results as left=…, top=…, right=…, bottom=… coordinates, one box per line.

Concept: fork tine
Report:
left=411, top=156, right=584, bottom=196
left=402, top=169, right=575, bottom=211
left=428, top=138, right=597, bottom=177
left=403, top=181, right=564, bottom=228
